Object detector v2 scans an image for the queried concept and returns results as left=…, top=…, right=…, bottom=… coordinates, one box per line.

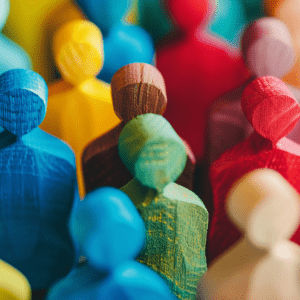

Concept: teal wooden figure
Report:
left=138, top=0, right=264, bottom=47
left=0, top=0, right=31, bottom=74
left=138, top=0, right=176, bottom=46
left=119, top=113, right=209, bottom=300
left=47, top=187, right=176, bottom=300
left=74, top=0, right=155, bottom=83
left=0, top=69, right=77, bottom=291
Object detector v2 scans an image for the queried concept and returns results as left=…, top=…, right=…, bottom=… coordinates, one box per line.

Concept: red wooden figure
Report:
left=156, top=0, right=251, bottom=162
left=207, top=17, right=296, bottom=164
left=208, top=76, right=300, bottom=263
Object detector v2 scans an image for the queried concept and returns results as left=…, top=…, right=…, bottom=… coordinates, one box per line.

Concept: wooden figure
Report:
left=208, top=75, right=300, bottom=263
left=198, top=169, right=300, bottom=299
left=3, top=0, right=86, bottom=83
left=0, top=69, right=77, bottom=291
left=82, top=63, right=196, bottom=194
left=74, top=0, right=155, bottom=83
left=156, top=0, right=251, bottom=163
left=208, top=17, right=296, bottom=164
left=119, top=113, right=208, bottom=300
left=0, top=0, right=31, bottom=75
left=47, top=187, right=175, bottom=300
left=137, top=0, right=177, bottom=46
left=0, top=260, right=31, bottom=300
left=40, top=19, right=121, bottom=197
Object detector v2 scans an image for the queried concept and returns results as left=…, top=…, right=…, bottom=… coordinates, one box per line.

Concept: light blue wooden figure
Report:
left=0, top=69, right=77, bottom=290
left=0, top=0, right=31, bottom=74
left=74, top=0, right=155, bottom=83
left=69, top=187, right=145, bottom=270
left=47, top=187, right=175, bottom=300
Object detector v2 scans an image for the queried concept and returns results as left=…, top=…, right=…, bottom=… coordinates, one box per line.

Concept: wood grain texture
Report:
left=207, top=17, right=298, bottom=164
left=111, top=63, right=167, bottom=124
left=40, top=19, right=121, bottom=197
left=242, top=17, right=295, bottom=78
left=0, top=69, right=77, bottom=290
left=82, top=123, right=133, bottom=193
left=119, top=113, right=208, bottom=299
left=208, top=76, right=300, bottom=263
left=53, top=19, right=104, bottom=86
left=241, top=76, right=300, bottom=144
left=199, top=169, right=300, bottom=300
left=118, top=114, right=187, bottom=192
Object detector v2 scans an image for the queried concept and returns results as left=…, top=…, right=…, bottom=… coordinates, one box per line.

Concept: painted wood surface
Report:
left=207, top=17, right=296, bottom=164
left=0, top=69, right=77, bottom=290
left=3, top=0, right=86, bottom=83
left=82, top=63, right=195, bottom=194
left=208, top=76, right=300, bottom=263
left=40, top=20, right=121, bottom=197
left=199, top=169, right=300, bottom=299
left=47, top=187, right=175, bottom=300
left=120, top=113, right=208, bottom=300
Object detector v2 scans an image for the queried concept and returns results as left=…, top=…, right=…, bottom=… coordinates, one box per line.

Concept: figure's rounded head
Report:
left=241, top=76, right=300, bottom=144
left=111, top=63, right=167, bottom=124
left=53, top=20, right=104, bottom=86
left=70, top=187, right=145, bottom=270
left=242, top=18, right=295, bottom=79
left=118, top=113, right=187, bottom=192
left=0, top=69, right=48, bottom=137
left=0, top=0, right=9, bottom=31
left=167, top=0, right=214, bottom=31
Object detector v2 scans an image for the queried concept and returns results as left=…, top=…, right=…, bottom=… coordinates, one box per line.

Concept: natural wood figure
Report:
left=208, top=75, right=300, bottom=263
left=82, top=63, right=196, bottom=194
left=0, top=260, right=31, bottom=300
left=119, top=113, right=208, bottom=300
left=0, top=0, right=31, bottom=75
left=2, top=0, right=86, bottom=83
left=207, top=17, right=296, bottom=163
left=198, top=169, right=300, bottom=299
left=0, top=69, right=77, bottom=292
left=40, top=19, right=121, bottom=197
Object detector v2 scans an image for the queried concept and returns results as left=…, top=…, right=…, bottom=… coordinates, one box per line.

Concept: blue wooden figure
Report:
left=74, top=0, right=155, bottom=83
left=69, top=187, right=145, bottom=270
left=47, top=187, right=175, bottom=300
left=0, top=0, right=31, bottom=74
left=0, top=69, right=77, bottom=291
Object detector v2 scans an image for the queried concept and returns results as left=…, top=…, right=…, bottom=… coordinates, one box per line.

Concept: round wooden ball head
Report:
left=111, top=63, right=167, bottom=125
left=118, top=113, right=187, bottom=193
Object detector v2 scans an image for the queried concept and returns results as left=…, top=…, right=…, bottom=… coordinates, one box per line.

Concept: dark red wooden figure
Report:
left=208, top=76, right=300, bottom=263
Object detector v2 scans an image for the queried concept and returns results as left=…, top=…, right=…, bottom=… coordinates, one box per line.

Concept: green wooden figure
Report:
left=119, top=113, right=208, bottom=300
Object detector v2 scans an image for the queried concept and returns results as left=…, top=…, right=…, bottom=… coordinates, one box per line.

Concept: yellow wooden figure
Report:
left=3, top=0, right=85, bottom=83
left=40, top=20, right=121, bottom=197
left=0, top=260, right=31, bottom=300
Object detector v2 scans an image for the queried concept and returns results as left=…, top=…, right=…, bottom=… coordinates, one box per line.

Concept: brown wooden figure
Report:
left=82, top=63, right=196, bottom=193
left=208, top=75, right=300, bottom=264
